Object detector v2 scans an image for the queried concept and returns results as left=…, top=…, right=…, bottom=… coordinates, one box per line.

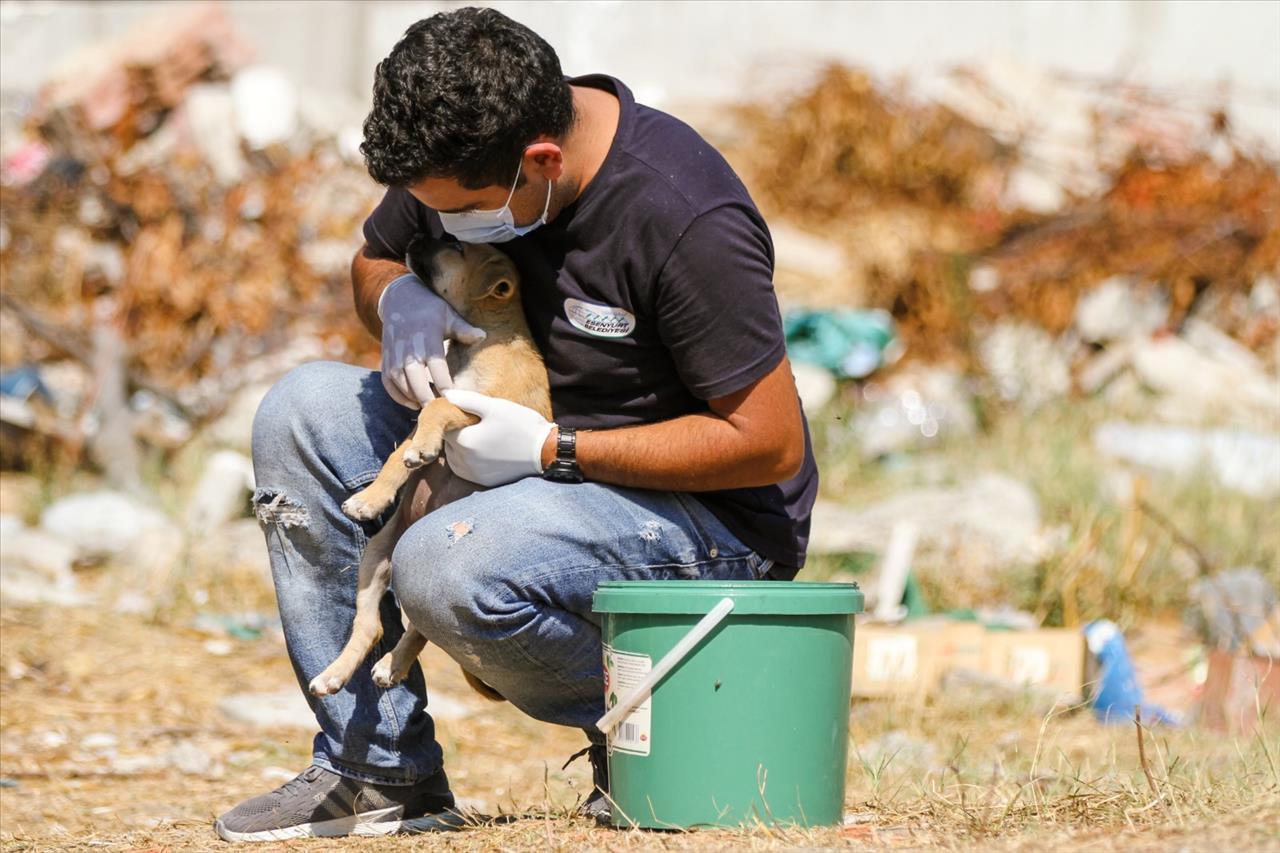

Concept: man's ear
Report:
left=525, top=140, right=564, bottom=181
left=482, top=278, right=516, bottom=301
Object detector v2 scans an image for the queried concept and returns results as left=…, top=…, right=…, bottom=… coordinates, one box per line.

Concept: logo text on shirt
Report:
left=564, top=298, right=636, bottom=338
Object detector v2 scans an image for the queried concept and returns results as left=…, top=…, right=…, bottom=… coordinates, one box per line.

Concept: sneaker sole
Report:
left=214, top=807, right=468, bottom=842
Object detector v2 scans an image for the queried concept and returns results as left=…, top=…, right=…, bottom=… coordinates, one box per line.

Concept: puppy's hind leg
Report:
left=309, top=522, right=396, bottom=697
left=372, top=626, right=428, bottom=688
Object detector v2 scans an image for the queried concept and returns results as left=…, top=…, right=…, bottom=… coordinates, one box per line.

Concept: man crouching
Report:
left=215, top=6, right=816, bottom=841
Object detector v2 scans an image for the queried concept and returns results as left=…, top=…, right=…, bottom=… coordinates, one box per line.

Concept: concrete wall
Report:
left=2, top=1, right=1277, bottom=123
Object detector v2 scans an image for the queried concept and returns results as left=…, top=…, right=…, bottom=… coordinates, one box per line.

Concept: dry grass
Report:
left=806, top=395, right=1280, bottom=627
left=2, top=585, right=1277, bottom=852
left=3, top=397, right=1278, bottom=851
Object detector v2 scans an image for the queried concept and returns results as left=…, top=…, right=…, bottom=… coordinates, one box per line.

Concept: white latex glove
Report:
left=441, top=389, right=555, bottom=487
left=378, top=274, right=486, bottom=409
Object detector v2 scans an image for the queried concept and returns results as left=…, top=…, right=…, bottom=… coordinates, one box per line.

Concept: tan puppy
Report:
left=309, top=238, right=551, bottom=699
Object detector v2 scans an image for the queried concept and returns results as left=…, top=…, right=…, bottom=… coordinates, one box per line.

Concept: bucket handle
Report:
left=595, top=596, right=736, bottom=734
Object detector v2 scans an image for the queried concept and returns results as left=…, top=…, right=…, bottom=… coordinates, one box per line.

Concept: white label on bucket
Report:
left=603, top=645, right=651, bottom=756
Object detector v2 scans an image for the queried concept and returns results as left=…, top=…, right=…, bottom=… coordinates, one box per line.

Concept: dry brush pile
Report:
left=732, top=64, right=1280, bottom=362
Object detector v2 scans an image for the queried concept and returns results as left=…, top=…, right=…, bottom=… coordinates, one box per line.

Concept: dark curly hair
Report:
left=361, top=7, right=576, bottom=190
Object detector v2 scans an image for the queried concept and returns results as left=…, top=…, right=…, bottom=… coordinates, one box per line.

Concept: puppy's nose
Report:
left=423, top=234, right=463, bottom=256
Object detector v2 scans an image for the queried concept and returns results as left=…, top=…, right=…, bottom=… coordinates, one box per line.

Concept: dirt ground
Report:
left=2, top=583, right=1277, bottom=853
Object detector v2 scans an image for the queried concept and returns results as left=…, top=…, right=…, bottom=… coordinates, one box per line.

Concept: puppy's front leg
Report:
left=309, top=521, right=396, bottom=696
left=343, top=399, right=477, bottom=521
left=402, top=398, right=479, bottom=469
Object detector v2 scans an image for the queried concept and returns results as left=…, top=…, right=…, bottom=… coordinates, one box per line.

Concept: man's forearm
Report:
left=351, top=244, right=410, bottom=339
left=541, top=413, right=803, bottom=492
left=537, top=356, right=805, bottom=492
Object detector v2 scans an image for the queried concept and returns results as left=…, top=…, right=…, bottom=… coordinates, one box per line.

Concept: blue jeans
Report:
left=250, top=361, right=773, bottom=785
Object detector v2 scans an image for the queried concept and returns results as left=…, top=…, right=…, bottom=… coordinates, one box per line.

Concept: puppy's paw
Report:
left=371, top=652, right=407, bottom=688
left=402, top=446, right=439, bottom=469
left=342, top=493, right=384, bottom=521
left=309, top=672, right=346, bottom=696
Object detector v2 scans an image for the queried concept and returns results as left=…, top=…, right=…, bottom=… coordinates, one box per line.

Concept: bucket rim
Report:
left=592, top=580, right=864, bottom=615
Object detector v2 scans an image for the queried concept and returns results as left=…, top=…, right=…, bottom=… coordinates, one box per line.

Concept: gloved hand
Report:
left=378, top=274, right=486, bottom=408
left=441, top=389, right=555, bottom=487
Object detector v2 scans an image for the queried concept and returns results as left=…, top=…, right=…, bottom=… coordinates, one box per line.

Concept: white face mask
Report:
left=437, top=160, right=552, bottom=244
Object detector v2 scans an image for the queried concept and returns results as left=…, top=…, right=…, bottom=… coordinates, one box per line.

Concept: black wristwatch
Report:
left=542, top=426, right=584, bottom=483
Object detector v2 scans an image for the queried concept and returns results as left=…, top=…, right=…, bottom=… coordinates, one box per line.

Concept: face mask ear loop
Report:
left=537, top=176, right=553, bottom=224
left=500, top=165, right=523, bottom=211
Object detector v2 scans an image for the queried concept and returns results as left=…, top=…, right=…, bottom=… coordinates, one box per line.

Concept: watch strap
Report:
left=543, top=426, right=583, bottom=483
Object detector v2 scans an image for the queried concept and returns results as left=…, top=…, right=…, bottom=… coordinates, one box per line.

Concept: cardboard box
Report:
left=852, top=621, right=1086, bottom=701
left=982, top=628, right=1086, bottom=700
left=852, top=619, right=986, bottom=698
left=1200, top=650, right=1280, bottom=733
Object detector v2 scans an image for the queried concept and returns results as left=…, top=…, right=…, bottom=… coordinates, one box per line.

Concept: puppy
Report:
left=308, top=237, right=551, bottom=699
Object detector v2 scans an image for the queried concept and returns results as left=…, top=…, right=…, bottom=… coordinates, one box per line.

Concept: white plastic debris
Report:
left=770, top=221, right=849, bottom=288
left=1074, top=277, right=1168, bottom=344
left=1131, top=325, right=1280, bottom=427
left=231, top=66, right=298, bottom=149
left=185, top=450, right=255, bottom=535
left=855, top=366, right=976, bottom=458
left=1093, top=421, right=1280, bottom=498
left=791, top=361, right=838, bottom=412
left=978, top=321, right=1071, bottom=411
left=80, top=733, right=119, bottom=753
left=206, top=382, right=273, bottom=453
left=184, top=83, right=246, bottom=184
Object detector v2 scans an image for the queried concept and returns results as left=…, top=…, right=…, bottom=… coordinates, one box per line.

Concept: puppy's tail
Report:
left=462, top=669, right=506, bottom=702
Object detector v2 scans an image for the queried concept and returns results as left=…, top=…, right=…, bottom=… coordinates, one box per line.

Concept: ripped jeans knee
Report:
left=253, top=488, right=311, bottom=529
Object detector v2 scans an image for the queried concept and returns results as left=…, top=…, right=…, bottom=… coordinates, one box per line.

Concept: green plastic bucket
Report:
left=592, top=580, right=863, bottom=829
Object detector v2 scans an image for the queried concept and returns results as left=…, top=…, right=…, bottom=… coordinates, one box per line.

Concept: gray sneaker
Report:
left=214, top=764, right=460, bottom=842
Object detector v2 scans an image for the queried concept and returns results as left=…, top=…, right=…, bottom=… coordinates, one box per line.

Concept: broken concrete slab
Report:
left=809, top=473, right=1049, bottom=568
left=39, top=490, right=175, bottom=563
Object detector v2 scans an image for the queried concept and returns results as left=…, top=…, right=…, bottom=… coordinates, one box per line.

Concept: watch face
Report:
left=544, top=460, right=584, bottom=483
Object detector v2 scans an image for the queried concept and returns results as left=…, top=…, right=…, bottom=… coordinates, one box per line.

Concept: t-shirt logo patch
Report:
left=564, top=298, right=636, bottom=338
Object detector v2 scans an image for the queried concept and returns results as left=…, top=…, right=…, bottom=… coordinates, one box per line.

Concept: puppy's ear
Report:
left=482, top=278, right=516, bottom=301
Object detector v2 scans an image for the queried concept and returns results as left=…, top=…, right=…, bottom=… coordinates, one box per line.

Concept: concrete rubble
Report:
left=808, top=473, right=1050, bottom=568
left=217, top=691, right=316, bottom=732
left=0, top=514, right=85, bottom=606
left=38, top=490, right=174, bottom=563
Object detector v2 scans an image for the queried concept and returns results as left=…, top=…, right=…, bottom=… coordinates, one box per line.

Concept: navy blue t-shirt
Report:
left=361, top=74, right=817, bottom=573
